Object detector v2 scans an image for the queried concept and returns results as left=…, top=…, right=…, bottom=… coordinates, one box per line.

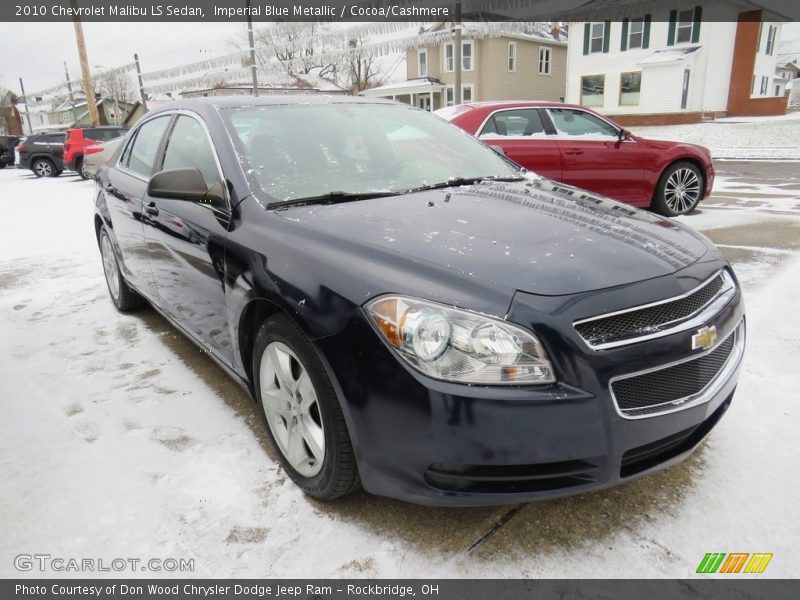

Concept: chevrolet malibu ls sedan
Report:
left=94, top=97, right=744, bottom=506
left=436, top=101, right=714, bottom=217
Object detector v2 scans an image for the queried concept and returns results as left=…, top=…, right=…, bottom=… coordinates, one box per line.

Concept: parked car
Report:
left=64, top=126, right=129, bottom=179
left=81, top=136, right=124, bottom=179
left=17, top=132, right=66, bottom=177
left=0, top=135, right=21, bottom=168
left=95, top=97, right=744, bottom=505
left=436, top=101, right=714, bottom=217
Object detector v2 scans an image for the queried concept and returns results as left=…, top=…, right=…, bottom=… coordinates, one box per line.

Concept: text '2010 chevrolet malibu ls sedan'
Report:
left=94, top=97, right=745, bottom=506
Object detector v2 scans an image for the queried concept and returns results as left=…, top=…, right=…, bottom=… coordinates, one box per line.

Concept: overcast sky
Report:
left=0, top=21, right=247, bottom=93
left=1, top=20, right=799, bottom=95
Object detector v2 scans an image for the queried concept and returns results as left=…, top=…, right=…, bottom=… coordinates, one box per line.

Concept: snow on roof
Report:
left=638, top=46, right=701, bottom=67
left=360, top=77, right=446, bottom=97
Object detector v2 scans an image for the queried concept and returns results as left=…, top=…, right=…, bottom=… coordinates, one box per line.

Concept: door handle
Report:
left=103, top=182, right=116, bottom=194
left=563, top=149, right=584, bottom=156
left=144, top=202, right=159, bottom=216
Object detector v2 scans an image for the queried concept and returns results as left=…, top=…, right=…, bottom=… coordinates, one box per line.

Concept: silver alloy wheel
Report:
left=664, top=167, right=701, bottom=214
left=80, top=163, right=91, bottom=179
left=35, top=160, right=53, bottom=177
left=100, top=234, right=121, bottom=302
left=259, top=341, right=325, bottom=478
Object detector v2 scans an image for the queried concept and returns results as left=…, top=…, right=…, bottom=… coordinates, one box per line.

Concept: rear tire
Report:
left=652, top=161, right=704, bottom=216
left=32, top=158, right=57, bottom=178
left=98, top=226, right=145, bottom=311
left=0, top=163, right=7, bottom=169
left=253, top=315, right=360, bottom=500
left=78, top=158, right=91, bottom=180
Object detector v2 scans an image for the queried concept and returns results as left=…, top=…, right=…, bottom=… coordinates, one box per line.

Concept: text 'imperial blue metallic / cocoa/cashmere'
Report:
left=94, top=96, right=744, bottom=506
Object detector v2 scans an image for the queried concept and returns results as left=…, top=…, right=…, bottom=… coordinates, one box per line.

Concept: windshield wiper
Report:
left=406, top=176, right=524, bottom=194
left=268, top=190, right=401, bottom=210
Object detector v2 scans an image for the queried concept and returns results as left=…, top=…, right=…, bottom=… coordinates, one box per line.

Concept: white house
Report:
left=565, top=1, right=789, bottom=124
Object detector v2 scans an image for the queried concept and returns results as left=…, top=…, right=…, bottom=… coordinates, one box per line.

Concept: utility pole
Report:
left=70, top=0, right=100, bottom=126
left=246, top=0, right=259, bottom=97
left=454, top=1, right=462, bottom=105
left=18, top=77, right=33, bottom=134
left=134, top=53, right=148, bottom=113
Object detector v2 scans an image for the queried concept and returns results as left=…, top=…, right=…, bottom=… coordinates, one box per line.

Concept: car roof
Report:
left=144, top=94, right=399, bottom=117
left=454, top=101, right=588, bottom=111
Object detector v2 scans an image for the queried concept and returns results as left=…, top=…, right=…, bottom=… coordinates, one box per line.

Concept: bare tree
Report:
left=234, top=23, right=339, bottom=77
left=92, top=69, right=135, bottom=103
left=343, top=37, right=383, bottom=93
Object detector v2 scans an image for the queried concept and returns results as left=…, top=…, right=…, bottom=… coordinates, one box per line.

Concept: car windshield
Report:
left=222, top=103, right=520, bottom=204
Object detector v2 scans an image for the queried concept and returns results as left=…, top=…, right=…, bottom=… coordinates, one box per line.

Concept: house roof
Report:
left=360, top=78, right=446, bottom=97
left=638, top=46, right=702, bottom=67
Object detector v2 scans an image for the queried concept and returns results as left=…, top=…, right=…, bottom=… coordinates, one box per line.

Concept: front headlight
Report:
left=364, top=295, right=555, bottom=385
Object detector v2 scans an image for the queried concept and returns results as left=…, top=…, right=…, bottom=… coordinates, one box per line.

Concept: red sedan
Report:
left=436, top=102, right=714, bottom=216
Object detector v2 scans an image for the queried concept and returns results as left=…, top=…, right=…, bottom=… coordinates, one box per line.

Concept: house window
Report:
left=590, top=23, right=605, bottom=53
left=765, top=25, right=777, bottom=55
left=508, top=42, right=516, bottom=72
left=462, top=41, right=473, bottom=71
left=445, top=43, right=454, bottom=71
left=581, top=74, right=605, bottom=107
left=628, top=18, right=644, bottom=49
left=760, top=76, right=768, bottom=95
left=676, top=9, right=694, bottom=44
left=445, top=85, right=472, bottom=106
left=444, top=41, right=473, bottom=72
left=418, top=49, right=428, bottom=77
left=620, top=72, right=641, bottom=106
left=538, top=47, right=551, bottom=75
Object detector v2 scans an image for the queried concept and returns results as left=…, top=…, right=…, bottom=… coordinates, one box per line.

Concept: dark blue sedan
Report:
left=93, top=96, right=745, bottom=505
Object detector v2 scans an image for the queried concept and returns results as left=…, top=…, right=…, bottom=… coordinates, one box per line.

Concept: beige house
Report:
left=361, top=23, right=567, bottom=110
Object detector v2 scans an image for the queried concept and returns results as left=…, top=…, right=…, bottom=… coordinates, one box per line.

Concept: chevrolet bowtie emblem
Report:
left=692, top=326, right=718, bottom=351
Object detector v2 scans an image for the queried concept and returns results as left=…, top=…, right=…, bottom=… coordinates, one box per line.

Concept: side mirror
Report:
left=148, top=168, right=226, bottom=209
left=617, top=129, right=631, bottom=141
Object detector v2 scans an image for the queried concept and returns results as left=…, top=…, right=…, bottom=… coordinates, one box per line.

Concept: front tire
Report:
left=98, top=226, right=145, bottom=311
left=32, top=158, right=57, bottom=178
left=652, top=161, right=704, bottom=216
left=253, top=315, right=360, bottom=500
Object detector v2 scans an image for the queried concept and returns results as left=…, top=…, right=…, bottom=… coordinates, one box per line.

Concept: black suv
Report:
left=0, top=135, right=21, bottom=169
left=17, top=132, right=67, bottom=177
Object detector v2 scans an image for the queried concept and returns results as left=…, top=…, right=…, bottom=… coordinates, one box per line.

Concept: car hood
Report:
left=275, top=179, right=711, bottom=296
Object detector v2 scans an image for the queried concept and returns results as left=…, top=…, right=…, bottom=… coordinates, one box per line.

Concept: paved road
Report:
left=2, top=163, right=798, bottom=577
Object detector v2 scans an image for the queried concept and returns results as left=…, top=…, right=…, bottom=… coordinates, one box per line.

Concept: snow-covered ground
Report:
left=1, top=166, right=798, bottom=578
left=630, top=111, right=800, bottom=160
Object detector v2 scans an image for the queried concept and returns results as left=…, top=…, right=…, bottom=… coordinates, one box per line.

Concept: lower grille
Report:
left=611, top=325, right=740, bottom=418
left=621, top=393, right=733, bottom=478
left=425, top=460, right=598, bottom=494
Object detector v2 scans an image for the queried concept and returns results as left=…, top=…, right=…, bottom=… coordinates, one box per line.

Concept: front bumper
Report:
left=316, top=259, right=744, bottom=506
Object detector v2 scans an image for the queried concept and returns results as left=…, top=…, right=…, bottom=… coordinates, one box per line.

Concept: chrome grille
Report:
left=575, top=271, right=733, bottom=349
left=610, top=328, right=739, bottom=418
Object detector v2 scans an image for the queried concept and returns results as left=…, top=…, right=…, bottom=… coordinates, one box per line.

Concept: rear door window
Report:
left=480, top=109, right=546, bottom=137
left=122, top=116, right=170, bottom=178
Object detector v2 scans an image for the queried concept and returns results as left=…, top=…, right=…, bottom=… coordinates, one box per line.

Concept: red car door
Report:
left=476, top=108, right=562, bottom=181
left=544, top=108, right=646, bottom=204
